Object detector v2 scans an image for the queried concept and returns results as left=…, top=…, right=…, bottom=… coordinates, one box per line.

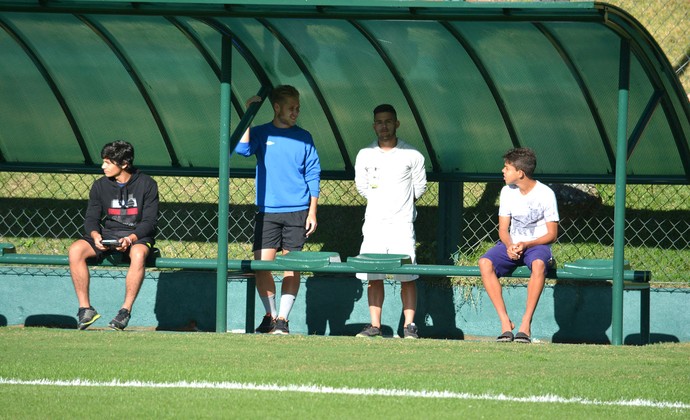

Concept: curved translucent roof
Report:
left=0, top=0, right=688, bottom=182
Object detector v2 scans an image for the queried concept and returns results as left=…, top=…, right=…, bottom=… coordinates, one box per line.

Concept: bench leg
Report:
left=245, top=276, right=256, bottom=333
left=640, top=287, right=650, bottom=345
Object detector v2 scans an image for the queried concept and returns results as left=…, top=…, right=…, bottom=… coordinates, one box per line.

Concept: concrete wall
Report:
left=0, top=267, right=687, bottom=344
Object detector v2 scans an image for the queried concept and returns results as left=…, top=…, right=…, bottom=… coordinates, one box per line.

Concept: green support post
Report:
left=436, top=181, right=462, bottom=264
left=612, top=39, right=631, bottom=345
left=216, top=35, right=232, bottom=332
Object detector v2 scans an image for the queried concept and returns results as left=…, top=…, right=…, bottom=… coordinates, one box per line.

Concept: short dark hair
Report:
left=373, top=104, right=396, bottom=119
left=101, top=140, right=135, bottom=172
left=270, top=85, right=299, bottom=106
left=503, top=147, right=537, bottom=178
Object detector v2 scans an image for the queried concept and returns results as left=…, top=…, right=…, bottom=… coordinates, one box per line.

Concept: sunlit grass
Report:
left=0, top=328, right=689, bottom=418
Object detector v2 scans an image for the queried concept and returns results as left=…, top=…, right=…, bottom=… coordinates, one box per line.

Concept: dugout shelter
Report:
left=0, top=0, right=689, bottom=344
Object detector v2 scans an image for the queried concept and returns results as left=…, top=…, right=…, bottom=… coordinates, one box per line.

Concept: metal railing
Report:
left=1, top=172, right=687, bottom=284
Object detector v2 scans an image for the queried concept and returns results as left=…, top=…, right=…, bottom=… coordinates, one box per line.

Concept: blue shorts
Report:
left=481, top=242, right=553, bottom=278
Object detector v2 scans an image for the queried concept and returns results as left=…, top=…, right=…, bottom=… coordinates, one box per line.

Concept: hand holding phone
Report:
left=101, top=239, right=121, bottom=247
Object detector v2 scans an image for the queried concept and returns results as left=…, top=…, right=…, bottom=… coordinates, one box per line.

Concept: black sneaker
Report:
left=403, top=323, right=419, bottom=339
left=255, top=315, right=276, bottom=333
left=270, top=318, right=289, bottom=335
left=77, top=306, right=100, bottom=330
left=356, top=324, right=382, bottom=338
left=108, top=308, right=131, bottom=331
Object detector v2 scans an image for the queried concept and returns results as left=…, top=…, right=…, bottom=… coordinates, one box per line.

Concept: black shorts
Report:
left=81, top=233, right=155, bottom=259
left=253, top=210, right=308, bottom=252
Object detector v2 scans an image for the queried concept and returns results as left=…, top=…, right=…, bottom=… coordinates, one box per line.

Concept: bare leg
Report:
left=479, top=257, right=514, bottom=333
left=518, top=259, right=546, bottom=337
left=254, top=249, right=278, bottom=299
left=68, top=239, right=97, bottom=308
left=367, top=280, right=384, bottom=327
left=401, top=280, right=416, bottom=326
left=121, top=244, right=150, bottom=311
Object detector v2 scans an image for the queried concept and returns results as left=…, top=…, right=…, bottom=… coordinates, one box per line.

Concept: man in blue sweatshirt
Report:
left=69, top=140, right=159, bottom=331
left=235, top=85, right=321, bottom=335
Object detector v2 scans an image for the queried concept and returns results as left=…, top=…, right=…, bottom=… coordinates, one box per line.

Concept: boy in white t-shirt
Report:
left=479, top=148, right=559, bottom=343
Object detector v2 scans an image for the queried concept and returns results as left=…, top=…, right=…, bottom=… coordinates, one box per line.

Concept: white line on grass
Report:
left=1, top=377, right=688, bottom=410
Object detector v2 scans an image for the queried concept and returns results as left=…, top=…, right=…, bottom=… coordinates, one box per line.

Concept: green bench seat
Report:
left=0, top=244, right=650, bottom=343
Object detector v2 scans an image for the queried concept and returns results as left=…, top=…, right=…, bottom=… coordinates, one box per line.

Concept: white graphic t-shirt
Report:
left=498, top=181, right=559, bottom=244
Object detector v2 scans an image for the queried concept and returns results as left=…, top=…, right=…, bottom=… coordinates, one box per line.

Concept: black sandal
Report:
left=496, top=331, right=514, bottom=342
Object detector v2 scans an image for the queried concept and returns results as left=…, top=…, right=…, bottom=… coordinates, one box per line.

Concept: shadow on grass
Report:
left=24, top=314, right=77, bottom=329
left=627, top=333, right=679, bottom=345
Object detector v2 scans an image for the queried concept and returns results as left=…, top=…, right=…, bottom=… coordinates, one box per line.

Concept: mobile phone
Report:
left=101, top=239, right=120, bottom=247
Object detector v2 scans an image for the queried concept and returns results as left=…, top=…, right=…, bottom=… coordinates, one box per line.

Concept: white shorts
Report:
left=356, top=221, right=418, bottom=282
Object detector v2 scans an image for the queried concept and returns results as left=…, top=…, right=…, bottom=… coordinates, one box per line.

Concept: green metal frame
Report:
left=0, top=244, right=652, bottom=343
left=209, top=2, right=655, bottom=343
left=612, top=39, right=630, bottom=346
left=1, top=0, right=687, bottom=345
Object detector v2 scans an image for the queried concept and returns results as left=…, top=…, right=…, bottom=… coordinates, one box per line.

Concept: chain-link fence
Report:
left=1, top=172, right=688, bottom=285
left=453, top=182, right=689, bottom=286
left=1, top=1, right=687, bottom=284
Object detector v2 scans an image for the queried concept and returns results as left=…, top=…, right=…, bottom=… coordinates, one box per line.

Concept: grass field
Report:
left=1, top=328, right=689, bottom=418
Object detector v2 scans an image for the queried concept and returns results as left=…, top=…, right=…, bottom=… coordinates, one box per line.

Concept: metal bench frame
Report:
left=0, top=245, right=650, bottom=343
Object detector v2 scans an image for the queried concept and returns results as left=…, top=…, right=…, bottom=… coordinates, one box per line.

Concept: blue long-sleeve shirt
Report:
left=234, top=122, right=321, bottom=213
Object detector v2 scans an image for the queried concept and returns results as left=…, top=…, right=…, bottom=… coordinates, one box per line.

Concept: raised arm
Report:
left=239, top=96, right=262, bottom=144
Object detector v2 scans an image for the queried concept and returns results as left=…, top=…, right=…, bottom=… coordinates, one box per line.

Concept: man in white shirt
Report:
left=479, top=148, right=559, bottom=343
left=354, top=104, right=427, bottom=339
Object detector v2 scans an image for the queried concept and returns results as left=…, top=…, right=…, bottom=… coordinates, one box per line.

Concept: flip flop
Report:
left=496, top=331, right=514, bottom=342
left=514, top=332, right=531, bottom=343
